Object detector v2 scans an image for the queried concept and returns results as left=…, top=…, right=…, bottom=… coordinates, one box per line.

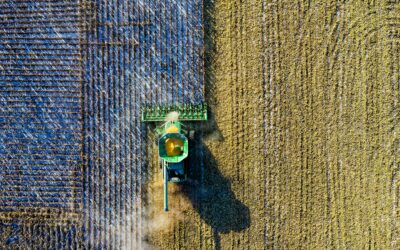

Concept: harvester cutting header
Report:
left=141, top=104, right=207, bottom=211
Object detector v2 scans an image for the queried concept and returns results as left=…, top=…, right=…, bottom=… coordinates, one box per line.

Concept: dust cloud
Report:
left=165, top=111, right=179, bottom=122
left=142, top=165, right=192, bottom=248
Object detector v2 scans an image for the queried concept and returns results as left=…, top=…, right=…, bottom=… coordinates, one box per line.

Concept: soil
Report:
left=145, top=1, right=400, bottom=249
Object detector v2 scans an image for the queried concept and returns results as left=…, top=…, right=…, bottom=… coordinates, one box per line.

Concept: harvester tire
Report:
left=189, top=130, right=195, bottom=140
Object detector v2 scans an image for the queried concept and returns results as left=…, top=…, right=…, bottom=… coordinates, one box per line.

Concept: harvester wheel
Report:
left=184, top=158, right=189, bottom=179
left=189, top=130, right=195, bottom=140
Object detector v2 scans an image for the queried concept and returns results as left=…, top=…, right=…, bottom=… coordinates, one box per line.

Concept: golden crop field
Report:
left=145, top=1, right=400, bottom=249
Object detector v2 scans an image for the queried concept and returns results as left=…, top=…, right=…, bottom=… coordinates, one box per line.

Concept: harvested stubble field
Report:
left=146, top=1, right=400, bottom=249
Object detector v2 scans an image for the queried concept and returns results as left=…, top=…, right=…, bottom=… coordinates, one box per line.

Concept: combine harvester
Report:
left=141, top=104, right=207, bottom=211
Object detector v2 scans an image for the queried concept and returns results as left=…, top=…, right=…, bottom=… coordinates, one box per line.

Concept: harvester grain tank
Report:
left=141, top=104, right=207, bottom=211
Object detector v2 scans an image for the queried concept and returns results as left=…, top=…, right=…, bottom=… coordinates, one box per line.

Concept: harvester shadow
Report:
left=179, top=0, right=250, bottom=247
left=181, top=136, right=250, bottom=250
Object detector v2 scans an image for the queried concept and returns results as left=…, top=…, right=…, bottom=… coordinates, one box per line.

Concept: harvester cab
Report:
left=141, top=104, right=207, bottom=211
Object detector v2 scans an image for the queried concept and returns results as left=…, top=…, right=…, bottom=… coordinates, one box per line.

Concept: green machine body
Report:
left=141, top=104, right=207, bottom=211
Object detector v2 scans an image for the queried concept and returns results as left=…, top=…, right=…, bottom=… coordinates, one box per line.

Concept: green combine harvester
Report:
left=141, top=104, right=207, bottom=211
